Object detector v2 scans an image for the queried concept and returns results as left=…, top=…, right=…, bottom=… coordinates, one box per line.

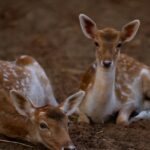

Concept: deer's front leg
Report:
left=77, top=109, right=90, bottom=123
left=116, top=101, right=136, bottom=125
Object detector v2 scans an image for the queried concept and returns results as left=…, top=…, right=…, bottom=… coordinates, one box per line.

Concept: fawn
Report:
left=78, top=14, right=150, bottom=125
left=0, top=55, right=85, bottom=150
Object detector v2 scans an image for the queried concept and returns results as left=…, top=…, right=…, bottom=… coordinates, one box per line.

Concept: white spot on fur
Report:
left=3, top=73, right=8, bottom=78
left=93, top=63, right=96, bottom=69
left=12, top=70, right=17, bottom=77
left=3, top=77, right=8, bottom=82
left=16, top=81, right=19, bottom=85
left=140, top=68, right=150, bottom=78
left=39, top=112, right=45, bottom=116
left=15, top=84, right=19, bottom=89
left=127, top=84, right=132, bottom=90
left=20, top=55, right=27, bottom=59
left=121, top=91, right=129, bottom=97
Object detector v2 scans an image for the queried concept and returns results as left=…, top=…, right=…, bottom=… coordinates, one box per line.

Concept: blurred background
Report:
left=0, top=0, right=150, bottom=149
left=0, top=0, right=149, bottom=100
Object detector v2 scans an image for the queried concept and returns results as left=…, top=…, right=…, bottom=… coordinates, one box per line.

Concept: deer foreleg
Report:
left=129, top=110, right=150, bottom=123
left=77, top=109, right=90, bottom=123
left=116, top=101, right=136, bottom=125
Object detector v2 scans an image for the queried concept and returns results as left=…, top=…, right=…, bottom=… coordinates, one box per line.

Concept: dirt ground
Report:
left=0, top=0, right=150, bottom=149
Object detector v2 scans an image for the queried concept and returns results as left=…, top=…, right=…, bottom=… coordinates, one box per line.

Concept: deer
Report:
left=0, top=55, right=85, bottom=150
left=77, top=13, right=150, bottom=125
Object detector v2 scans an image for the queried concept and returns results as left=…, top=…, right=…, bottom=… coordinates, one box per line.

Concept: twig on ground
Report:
left=0, top=139, right=33, bottom=148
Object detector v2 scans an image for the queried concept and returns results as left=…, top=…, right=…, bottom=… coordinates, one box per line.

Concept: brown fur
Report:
left=79, top=14, right=148, bottom=125
left=0, top=55, right=79, bottom=150
left=16, top=55, right=35, bottom=66
left=0, top=89, right=74, bottom=150
left=96, top=28, right=120, bottom=42
left=46, top=107, right=65, bottom=121
left=0, top=60, right=31, bottom=92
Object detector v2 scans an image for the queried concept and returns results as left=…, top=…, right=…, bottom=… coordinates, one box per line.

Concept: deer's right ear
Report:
left=60, top=91, right=85, bottom=116
left=10, top=90, right=35, bottom=117
left=79, top=14, right=97, bottom=39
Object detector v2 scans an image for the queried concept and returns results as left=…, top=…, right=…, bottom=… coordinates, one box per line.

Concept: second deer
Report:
left=78, top=14, right=150, bottom=125
left=0, top=55, right=85, bottom=150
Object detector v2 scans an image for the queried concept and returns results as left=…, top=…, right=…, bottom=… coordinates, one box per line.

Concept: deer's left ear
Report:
left=60, top=91, right=85, bottom=116
left=121, top=19, right=140, bottom=42
left=79, top=14, right=97, bottom=39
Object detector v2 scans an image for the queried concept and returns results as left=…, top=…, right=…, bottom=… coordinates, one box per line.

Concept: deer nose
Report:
left=102, top=60, right=112, bottom=68
left=63, top=144, right=76, bottom=150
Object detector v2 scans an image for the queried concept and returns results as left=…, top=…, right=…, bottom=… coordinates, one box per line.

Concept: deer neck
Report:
left=1, top=112, right=40, bottom=143
left=26, top=122, right=42, bottom=143
left=94, top=65, right=116, bottom=100
left=85, top=64, right=117, bottom=122
left=0, top=113, right=31, bottom=140
left=12, top=118, right=41, bottom=143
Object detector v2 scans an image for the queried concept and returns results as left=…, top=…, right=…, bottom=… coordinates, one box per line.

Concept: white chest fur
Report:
left=83, top=67, right=120, bottom=122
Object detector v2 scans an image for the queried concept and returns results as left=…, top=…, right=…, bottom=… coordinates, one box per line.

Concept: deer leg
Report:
left=141, top=72, right=150, bottom=102
left=77, top=109, right=90, bottom=123
left=116, top=101, right=136, bottom=125
left=126, top=73, right=150, bottom=123
left=129, top=110, right=150, bottom=124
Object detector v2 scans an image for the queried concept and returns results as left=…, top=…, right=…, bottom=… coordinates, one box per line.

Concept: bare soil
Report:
left=0, top=0, right=150, bottom=149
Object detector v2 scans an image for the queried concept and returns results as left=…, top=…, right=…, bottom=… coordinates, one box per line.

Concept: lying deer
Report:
left=0, top=55, right=85, bottom=150
left=78, top=14, right=150, bottom=125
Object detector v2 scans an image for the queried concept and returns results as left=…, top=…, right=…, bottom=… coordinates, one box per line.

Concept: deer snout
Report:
left=62, top=142, right=76, bottom=150
left=102, top=60, right=113, bottom=68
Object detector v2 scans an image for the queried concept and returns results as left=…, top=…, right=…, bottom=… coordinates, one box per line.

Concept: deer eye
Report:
left=39, top=122, right=48, bottom=130
left=94, top=42, right=99, bottom=47
left=116, top=42, right=122, bottom=48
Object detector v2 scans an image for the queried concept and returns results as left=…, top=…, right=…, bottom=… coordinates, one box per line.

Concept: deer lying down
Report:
left=78, top=14, right=150, bottom=125
left=0, top=89, right=84, bottom=150
left=0, top=55, right=85, bottom=150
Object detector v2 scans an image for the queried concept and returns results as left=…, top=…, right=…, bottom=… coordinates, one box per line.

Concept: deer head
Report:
left=10, top=90, right=85, bottom=150
left=79, top=14, right=140, bottom=70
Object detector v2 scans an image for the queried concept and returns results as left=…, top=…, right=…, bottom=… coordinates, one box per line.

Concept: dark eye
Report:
left=94, top=42, right=99, bottom=47
left=117, top=42, right=122, bottom=48
left=39, top=122, right=48, bottom=130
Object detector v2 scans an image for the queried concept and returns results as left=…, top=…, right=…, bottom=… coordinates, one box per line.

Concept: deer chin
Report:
left=42, top=141, right=61, bottom=150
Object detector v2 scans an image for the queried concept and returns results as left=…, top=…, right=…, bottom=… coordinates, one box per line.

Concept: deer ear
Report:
left=60, top=91, right=85, bottom=116
left=121, top=19, right=140, bottom=42
left=79, top=14, right=97, bottom=39
left=10, top=90, right=35, bottom=117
